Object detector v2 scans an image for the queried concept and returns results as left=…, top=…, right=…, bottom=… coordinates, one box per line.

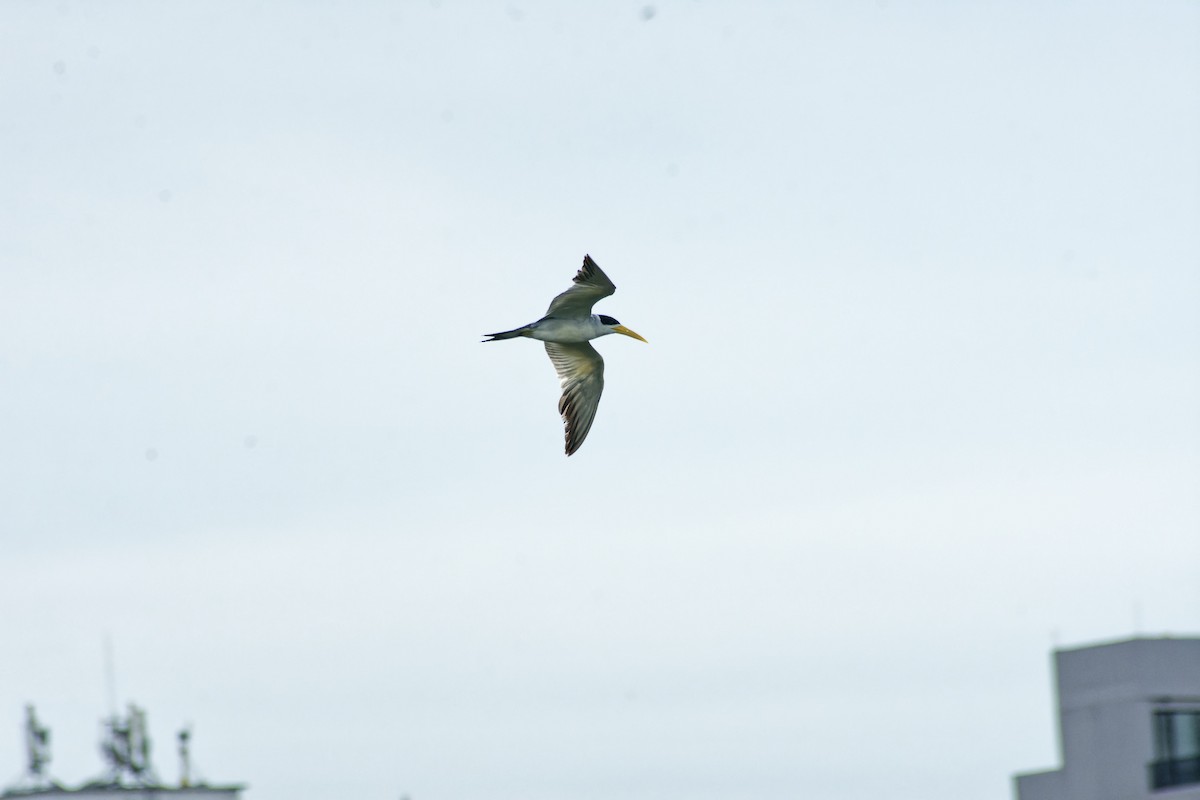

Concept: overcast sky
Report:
left=2, top=2, right=1198, bottom=799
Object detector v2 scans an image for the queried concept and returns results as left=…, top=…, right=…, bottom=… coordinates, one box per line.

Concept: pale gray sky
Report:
left=2, top=2, right=1198, bottom=799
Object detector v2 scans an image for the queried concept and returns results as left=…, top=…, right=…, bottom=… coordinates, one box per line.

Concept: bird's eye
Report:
left=599, top=315, right=620, bottom=326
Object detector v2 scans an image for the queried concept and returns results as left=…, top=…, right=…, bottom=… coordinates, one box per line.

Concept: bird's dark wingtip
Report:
left=564, top=427, right=582, bottom=456
left=575, top=254, right=600, bottom=284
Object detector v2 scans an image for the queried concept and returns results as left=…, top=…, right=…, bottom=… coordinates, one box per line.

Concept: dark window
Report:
left=1150, top=710, right=1200, bottom=790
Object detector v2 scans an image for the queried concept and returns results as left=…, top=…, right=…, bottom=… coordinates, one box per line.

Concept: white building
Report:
left=1015, top=636, right=1200, bottom=800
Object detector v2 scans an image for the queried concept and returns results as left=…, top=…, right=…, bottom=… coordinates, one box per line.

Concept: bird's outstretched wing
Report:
left=545, top=255, right=617, bottom=317
left=545, top=341, right=605, bottom=456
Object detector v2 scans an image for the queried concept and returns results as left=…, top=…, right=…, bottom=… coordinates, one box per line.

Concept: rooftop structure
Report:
left=1014, top=636, right=1200, bottom=800
left=3, top=704, right=244, bottom=800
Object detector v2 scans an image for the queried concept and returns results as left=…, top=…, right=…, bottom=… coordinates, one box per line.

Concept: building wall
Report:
left=1013, top=768, right=1063, bottom=800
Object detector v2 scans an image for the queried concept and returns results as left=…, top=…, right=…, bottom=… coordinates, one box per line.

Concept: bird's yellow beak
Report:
left=613, top=325, right=647, bottom=343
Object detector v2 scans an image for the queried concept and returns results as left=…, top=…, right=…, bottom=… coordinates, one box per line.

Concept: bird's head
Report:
left=598, top=314, right=647, bottom=342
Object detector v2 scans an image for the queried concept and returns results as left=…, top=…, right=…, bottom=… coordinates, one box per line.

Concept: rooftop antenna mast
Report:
left=178, top=726, right=192, bottom=788
left=23, top=705, right=54, bottom=786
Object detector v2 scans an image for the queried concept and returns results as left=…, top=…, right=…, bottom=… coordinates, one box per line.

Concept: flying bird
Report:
left=484, top=255, right=647, bottom=456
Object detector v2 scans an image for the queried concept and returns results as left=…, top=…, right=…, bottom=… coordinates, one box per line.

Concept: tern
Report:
left=484, top=255, right=647, bottom=456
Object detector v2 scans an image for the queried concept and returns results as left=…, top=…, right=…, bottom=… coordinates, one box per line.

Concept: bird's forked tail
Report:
left=482, top=326, right=531, bottom=342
